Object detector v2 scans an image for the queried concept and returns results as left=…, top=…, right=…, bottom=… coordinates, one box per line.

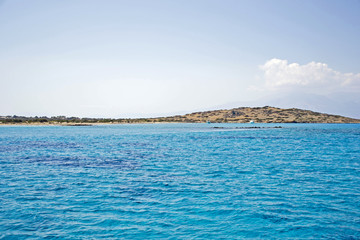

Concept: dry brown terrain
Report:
left=2, top=106, right=359, bottom=124
left=156, top=106, right=360, bottom=123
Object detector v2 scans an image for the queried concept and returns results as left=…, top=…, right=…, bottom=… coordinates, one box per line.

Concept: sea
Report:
left=0, top=123, right=360, bottom=239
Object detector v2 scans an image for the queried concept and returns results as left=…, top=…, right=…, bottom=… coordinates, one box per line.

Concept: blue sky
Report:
left=1, top=0, right=360, bottom=118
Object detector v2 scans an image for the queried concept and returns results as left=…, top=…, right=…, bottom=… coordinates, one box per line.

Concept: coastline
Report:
left=2, top=106, right=360, bottom=125
left=1, top=121, right=360, bottom=126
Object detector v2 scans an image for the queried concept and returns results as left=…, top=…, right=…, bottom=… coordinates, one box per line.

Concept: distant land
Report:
left=1, top=106, right=359, bottom=125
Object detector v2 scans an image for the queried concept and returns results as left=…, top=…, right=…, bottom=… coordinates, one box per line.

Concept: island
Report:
left=1, top=106, right=359, bottom=124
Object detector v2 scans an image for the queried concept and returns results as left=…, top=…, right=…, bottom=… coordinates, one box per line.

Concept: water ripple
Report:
left=0, top=123, right=360, bottom=239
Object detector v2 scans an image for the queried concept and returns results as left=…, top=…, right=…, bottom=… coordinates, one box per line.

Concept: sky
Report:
left=1, top=0, right=360, bottom=118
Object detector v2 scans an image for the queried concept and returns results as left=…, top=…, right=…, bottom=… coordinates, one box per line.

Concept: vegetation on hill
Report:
left=174, top=106, right=360, bottom=123
left=1, top=106, right=359, bottom=124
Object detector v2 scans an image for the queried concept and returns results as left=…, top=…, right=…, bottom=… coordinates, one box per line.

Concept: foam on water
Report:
left=1, top=123, right=360, bottom=239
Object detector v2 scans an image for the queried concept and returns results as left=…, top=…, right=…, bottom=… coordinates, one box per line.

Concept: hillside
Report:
left=156, top=106, right=360, bottom=123
left=1, top=106, right=359, bottom=124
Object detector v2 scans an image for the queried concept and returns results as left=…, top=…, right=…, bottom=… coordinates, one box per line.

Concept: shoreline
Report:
left=1, top=121, right=360, bottom=126
left=2, top=107, right=360, bottom=125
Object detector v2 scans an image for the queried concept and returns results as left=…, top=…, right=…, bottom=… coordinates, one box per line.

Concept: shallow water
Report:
left=1, top=123, right=360, bottom=239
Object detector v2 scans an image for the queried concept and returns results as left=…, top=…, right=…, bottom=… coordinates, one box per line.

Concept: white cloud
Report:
left=260, top=58, right=360, bottom=93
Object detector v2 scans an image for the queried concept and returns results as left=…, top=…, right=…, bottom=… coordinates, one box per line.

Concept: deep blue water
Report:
left=1, top=123, right=360, bottom=239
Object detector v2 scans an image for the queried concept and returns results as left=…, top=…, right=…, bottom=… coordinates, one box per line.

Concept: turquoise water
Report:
left=1, top=123, right=360, bottom=239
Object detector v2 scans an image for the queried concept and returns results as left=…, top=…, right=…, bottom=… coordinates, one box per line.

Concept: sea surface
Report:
left=0, top=123, right=360, bottom=239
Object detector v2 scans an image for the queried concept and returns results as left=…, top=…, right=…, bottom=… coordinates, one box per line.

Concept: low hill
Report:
left=1, top=106, right=359, bottom=124
left=156, top=106, right=360, bottom=123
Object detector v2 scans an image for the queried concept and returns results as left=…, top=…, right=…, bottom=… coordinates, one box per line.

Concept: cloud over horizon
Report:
left=260, top=58, right=360, bottom=94
left=243, top=58, right=360, bottom=118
